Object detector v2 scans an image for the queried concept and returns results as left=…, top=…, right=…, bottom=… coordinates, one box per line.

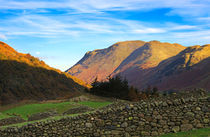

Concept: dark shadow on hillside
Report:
left=149, top=57, right=210, bottom=91
left=112, top=44, right=150, bottom=74
left=0, top=60, right=84, bottom=105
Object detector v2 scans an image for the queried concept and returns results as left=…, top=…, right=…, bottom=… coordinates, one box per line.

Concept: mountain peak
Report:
left=67, top=40, right=147, bottom=83
left=67, top=40, right=185, bottom=84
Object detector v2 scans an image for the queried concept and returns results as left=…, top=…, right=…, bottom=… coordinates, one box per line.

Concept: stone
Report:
left=203, top=119, right=209, bottom=124
left=196, top=123, right=203, bottom=128
left=139, top=121, right=145, bottom=126
left=85, top=123, right=92, bottom=128
left=121, top=122, right=128, bottom=128
left=125, top=132, right=131, bottom=137
left=185, top=112, right=195, bottom=117
left=168, top=122, right=175, bottom=126
left=111, top=130, right=121, bottom=135
left=104, top=131, right=111, bottom=134
left=159, top=120, right=167, bottom=125
left=195, top=107, right=201, bottom=111
left=144, top=125, right=151, bottom=131
left=181, top=124, right=193, bottom=131
left=125, top=127, right=132, bottom=132
left=138, top=113, right=144, bottom=118
left=128, top=117, right=133, bottom=120
left=151, top=131, right=158, bottom=136
left=151, top=122, right=157, bottom=127
left=141, top=131, right=150, bottom=136
left=153, top=111, right=159, bottom=115
left=162, top=102, right=168, bottom=107
left=182, top=119, right=189, bottom=124
left=156, top=115, right=162, bottom=120
left=172, top=126, right=180, bottom=133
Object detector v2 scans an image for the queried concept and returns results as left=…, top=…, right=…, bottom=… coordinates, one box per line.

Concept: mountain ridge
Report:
left=67, top=40, right=210, bottom=91
left=66, top=40, right=146, bottom=83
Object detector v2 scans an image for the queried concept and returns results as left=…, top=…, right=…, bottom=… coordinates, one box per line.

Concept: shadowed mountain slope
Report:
left=0, top=41, right=86, bottom=105
left=147, top=44, right=210, bottom=90
left=111, top=41, right=186, bottom=89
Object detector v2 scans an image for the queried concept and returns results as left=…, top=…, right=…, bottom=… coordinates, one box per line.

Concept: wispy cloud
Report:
left=1, top=14, right=173, bottom=38
left=35, top=51, right=40, bottom=55
left=132, top=28, right=166, bottom=34
left=0, top=0, right=209, bottom=17
left=0, top=34, right=7, bottom=40
left=170, top=25, right=197, bottom=30
left=198, top=17, right=210, bottom=21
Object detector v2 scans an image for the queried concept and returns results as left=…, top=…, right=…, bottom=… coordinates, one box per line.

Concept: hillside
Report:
left=111, top=40, right=186, bottom=89
left=147, top=44, right=210, bottom=90
left=67, top=40, right=186, bottom=89
left=0, top=41, right=86, bottom=105
left=67, top=40, right=210, bottom=91
left=66, top=40, right=146, bottom=83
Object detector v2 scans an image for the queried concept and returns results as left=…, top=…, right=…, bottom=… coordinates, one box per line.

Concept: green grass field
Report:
left=0, top=102, right=77, bottom=120
left=0, top=101, right=112, bottom=121
left=160, top=128, right=210, bottom=137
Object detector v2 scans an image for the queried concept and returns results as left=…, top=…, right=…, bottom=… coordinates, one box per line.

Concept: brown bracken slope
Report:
left=0, top=41, right=87, bottom=105
left=67, top=40, right=210, bottom=91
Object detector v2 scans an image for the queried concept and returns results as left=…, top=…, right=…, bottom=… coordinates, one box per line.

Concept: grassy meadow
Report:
left=0, top=101, right=112, bottom=121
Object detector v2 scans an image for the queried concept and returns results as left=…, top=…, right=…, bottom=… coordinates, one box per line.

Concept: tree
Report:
left=152, top=86, right=159, bottom=97
left=128, top=86, right=139, bottom=101
left=146, top=85, right=152, bottom=97
left=88, top=75, right=130, bottom=100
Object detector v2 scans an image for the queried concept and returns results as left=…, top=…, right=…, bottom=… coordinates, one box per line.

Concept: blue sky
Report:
left=0, top=0, right=210, bottom=71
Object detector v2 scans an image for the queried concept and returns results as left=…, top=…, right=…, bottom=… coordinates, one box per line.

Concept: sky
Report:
left=0, top=0, right=210, bottom=71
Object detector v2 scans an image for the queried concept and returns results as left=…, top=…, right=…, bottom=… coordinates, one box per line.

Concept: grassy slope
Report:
left=0, top=101, right=112, bottom=120
left=160, top=128, right=210, bottom=137
left=0, top=102, right=76, bottom=120
left=0, top=101, right=112, bottom=129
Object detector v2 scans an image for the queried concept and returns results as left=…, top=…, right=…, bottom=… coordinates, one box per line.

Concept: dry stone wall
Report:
left=0, top=91, right=209, bottom=137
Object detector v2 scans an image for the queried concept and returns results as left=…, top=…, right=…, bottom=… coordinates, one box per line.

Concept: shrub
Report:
left=88, top=75, right=130, bottom=100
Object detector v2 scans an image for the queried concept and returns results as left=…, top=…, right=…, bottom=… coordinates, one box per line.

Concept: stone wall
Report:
left=0, top=91, right=209, bottom=137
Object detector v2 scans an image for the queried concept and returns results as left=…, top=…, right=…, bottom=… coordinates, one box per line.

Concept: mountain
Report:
left=146, top=44, right=210, bottom=90
left=66, top=40, right=146, bottom=83
left=110, top=40, right=186, bottom=89
left=67, top=40, right=210, bottom=91
left=67, top=40, right=185, bottom=86
left=0, top=41, right=86, bottom=105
